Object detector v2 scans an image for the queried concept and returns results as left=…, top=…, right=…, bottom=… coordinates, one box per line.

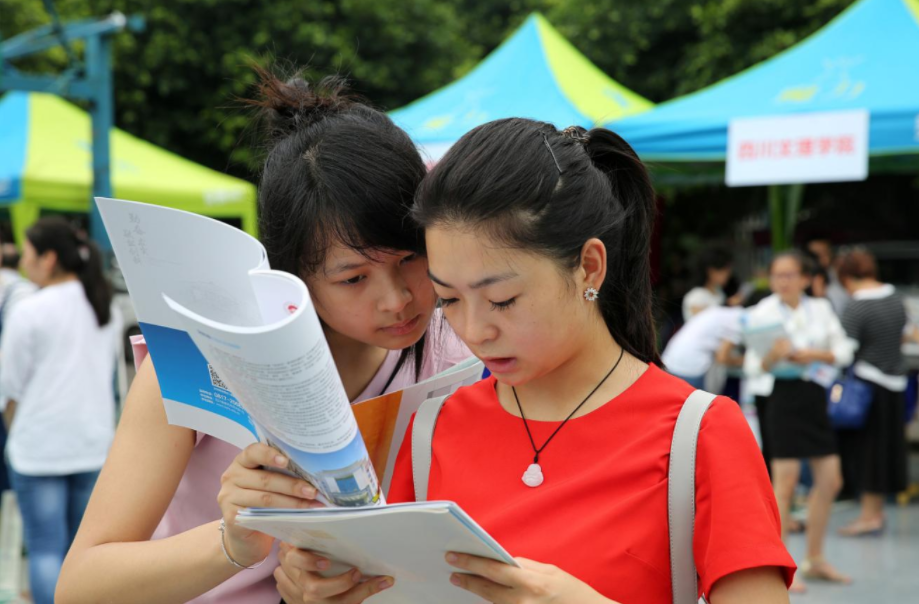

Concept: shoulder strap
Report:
left=669, top=389, right=717, bottom=604
left=411, top=394, right=450, bottom=502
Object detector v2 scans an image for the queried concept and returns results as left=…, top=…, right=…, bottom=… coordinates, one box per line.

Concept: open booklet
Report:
left=97, top=197, right=483, bottom=507
left=237, top=501, right=518, bottom=604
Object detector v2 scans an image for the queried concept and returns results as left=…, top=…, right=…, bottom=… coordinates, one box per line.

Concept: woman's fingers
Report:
left=225, top=488, right=320, bottom=512
left=449, top=572, right=511, bottom=603
left=280, top=544, right=333, bottom=574
left=236, top=442, right=291, bottom=470
left=275, top=565, right=304, bottom=603
left=229, top=468, right=317, bottom=501
left=446, top=552, right=519, bottom=586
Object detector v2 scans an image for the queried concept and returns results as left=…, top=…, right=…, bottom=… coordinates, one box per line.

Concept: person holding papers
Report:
left=1, top=218, right=121, bottom=604
left=743, top=251, right=854, bottom=593
left=57, top=69, right=468, bottom=604
left=283, top=121, right=796, bottom=603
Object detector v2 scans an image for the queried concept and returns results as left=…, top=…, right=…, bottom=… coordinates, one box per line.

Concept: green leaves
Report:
left=1, top=0, right=857, bottom=179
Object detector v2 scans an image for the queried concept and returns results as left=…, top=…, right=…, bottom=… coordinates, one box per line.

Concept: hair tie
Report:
left=561, top=126, right=589, bottom=146
left=78, top=245, right=90, bottom=263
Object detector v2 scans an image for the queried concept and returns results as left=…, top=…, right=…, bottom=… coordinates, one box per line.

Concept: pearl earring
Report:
left=584, top=287, right=599, bottom=302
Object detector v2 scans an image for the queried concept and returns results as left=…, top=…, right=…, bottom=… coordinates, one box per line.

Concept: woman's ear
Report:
left=40, top=249, right=59, bottom=275
left=578, top=238, right=607, bottom=293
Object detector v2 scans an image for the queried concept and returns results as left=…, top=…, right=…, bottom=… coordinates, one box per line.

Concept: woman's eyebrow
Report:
left=327, top=260, right=369, bottom=275
left=428, top=270, right=518, bottom=290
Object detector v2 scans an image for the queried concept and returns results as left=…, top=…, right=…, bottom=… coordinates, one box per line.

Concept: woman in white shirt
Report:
left=681, top=246, right=734, bottom=322
left=744, top=251, right=854, bottom=593
left=0, top=217, right=120, bottom=604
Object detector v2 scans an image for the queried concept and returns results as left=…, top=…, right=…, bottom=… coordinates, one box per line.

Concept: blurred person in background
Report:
left=806, top=237, right=849, bottom=315
left=0, top=238, right=36, bottom=494
left=744, top=251, right=854, bottom=592
left=663, top=303, right=743, bottom=389
left=0, top=217, right=121, bottom=604
left=835, top=249, right=909, bottom=536
left=682, top=246, right=743, bottom=322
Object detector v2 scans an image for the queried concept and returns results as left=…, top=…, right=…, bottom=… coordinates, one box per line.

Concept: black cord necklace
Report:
left=513, top=346, right=625, bottom=487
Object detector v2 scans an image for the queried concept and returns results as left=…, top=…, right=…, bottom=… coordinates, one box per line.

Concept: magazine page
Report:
left=352, top=356, right=485, bottom=491
left=165, top=268, right=384, bottom=507
left=97, top=197, right=267, bottom=447
left=237, top=501, right=517, bottom=604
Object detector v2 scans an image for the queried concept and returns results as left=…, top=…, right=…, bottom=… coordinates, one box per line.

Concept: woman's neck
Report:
left=705, top=281, right=719, bottom=294
left=781, top=293, right=803, bottom=309
left=324, top=328, right=389, bottom=401
left=498, top=316, right=648, bottom=422
left=41, top=273, right=78, bottom=288
left=851, top=279, right=883, bottom=292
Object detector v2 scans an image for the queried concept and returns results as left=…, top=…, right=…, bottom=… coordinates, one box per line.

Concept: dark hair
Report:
left=245, top=66, right=429, bottom=378
left=770, top=250, right=815, bottom=277
left=25, top=217, right=112, bottom=326
left=837, top=248, right=878, bottom=282
left=696, top=246, right=733, bottom=286
left=1, top=245, right=20, bottom=270
left=413, top=119, right=660, bottom=365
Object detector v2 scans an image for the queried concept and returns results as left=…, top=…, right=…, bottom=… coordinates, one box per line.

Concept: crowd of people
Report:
left=0, top=66, right=915, bottom=604
left=663, top=243, right=919, bottom=594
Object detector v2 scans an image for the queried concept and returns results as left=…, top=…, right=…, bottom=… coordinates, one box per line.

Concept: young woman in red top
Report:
left=282, top=120, right=795, bottom=603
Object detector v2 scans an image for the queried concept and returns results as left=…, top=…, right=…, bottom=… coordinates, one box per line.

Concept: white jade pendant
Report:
left=522, top=463, right=544, bottom=487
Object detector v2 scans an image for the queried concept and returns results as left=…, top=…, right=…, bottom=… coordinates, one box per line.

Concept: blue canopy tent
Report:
left=390, top=13, right=653, bottom=164
left=609, top=0, right=919, bottom=162
left=607, top=0, right=919, bottom=248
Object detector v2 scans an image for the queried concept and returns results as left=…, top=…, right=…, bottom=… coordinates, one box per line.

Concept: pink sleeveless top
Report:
left=133, top=315, right=470, bottom=604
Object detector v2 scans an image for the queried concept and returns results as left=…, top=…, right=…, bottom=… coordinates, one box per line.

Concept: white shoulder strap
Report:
left=669, top=389, right=717, bottom=604
left=411, top=394, right=450, bottom=502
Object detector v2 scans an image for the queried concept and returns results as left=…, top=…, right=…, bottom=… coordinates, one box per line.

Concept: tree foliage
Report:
left=2, top=0, right=858, bottom=177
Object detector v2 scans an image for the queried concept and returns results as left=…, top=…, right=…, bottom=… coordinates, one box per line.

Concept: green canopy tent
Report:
left=0, top=91, right=257, bottom=244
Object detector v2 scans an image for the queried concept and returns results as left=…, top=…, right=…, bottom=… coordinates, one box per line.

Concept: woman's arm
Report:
left=709, top=567, right=789, bottom=604
left=57, top=355, right=243, bottom=604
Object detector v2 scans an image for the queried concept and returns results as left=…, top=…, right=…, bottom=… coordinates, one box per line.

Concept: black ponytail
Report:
left=582, top=129, right=659, bottom=365
left=413, top=118, right=660, bottom=365
left=25, top=217, right=112, bottom=327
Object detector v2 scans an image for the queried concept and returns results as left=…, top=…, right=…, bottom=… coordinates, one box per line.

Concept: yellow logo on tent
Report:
left=423, top=116, right=454, bottom=131
left=778, top=85, right=818, bottom=103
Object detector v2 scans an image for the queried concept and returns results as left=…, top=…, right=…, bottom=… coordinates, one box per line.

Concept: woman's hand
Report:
left=762, top=338, right=793, bottom=370
left=445, top=552, right=616, bottom=604
left=217, top=443, right=320, bottom=568
left=275, top=542, right=394, bottom=603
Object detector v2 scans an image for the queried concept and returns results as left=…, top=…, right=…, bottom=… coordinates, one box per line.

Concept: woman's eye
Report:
left=341, top=275, right=366, bottom=285
left=490, top=298, right=517, bottom=311
left=400, top=253, right=419, bottom=264
left=439, top=297, right=459, bottom=308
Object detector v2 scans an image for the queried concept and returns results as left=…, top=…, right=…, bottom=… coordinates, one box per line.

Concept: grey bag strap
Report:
left=668, top=389, right=717, bottom=604
left=411, top=394, right=450, bottom=502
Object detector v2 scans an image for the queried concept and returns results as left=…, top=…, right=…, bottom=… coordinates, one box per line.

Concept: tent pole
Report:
left=785, top=183, right=805, bottom=249
left=769, top=186, right=786, bottom=252
left=769, top=184, right=804, bottom=254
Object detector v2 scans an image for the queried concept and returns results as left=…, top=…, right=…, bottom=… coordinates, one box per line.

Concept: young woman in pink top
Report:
left=56, top=68, right=469, bottom=604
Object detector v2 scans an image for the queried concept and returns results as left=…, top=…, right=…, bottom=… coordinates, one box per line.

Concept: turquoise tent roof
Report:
left=610, top=0, right=919, bottom=161
left=390, top=14, right=653, bottom=163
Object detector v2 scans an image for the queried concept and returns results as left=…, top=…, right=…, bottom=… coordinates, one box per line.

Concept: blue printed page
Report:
left=97, top=197, right=266, bottom=448
left=165, top=270, right=384, bottom=507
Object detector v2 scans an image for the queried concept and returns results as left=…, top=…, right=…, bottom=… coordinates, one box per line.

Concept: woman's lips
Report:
left=481, top=357, right=517, bottom=374
left=380, top=314, right=421, bottom=336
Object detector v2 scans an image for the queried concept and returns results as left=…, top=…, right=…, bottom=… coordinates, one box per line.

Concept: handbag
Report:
left=826, top=367, right=874, bottom=429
